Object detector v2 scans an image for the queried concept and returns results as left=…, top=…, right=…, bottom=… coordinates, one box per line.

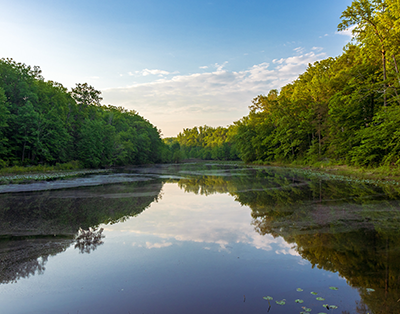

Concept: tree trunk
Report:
left=382, top=49, right=387, bottom=106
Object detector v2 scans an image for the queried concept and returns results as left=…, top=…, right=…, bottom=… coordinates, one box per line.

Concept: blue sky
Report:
left=1, top=0, right=353, bottom=136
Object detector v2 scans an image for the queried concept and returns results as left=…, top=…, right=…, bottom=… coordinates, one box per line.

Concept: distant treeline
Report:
left=0, top=58, right=171, bottom=168
left=164, top=125, right=240, bottom=162
left=171, top=0, right=400, bottom=168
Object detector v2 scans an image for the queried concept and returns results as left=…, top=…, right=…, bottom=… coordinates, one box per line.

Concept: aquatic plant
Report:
left=0, top=169, right=109, bottom=185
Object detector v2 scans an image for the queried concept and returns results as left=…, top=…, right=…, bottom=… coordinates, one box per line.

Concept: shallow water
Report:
left=0, top=163, right=399, bottom=313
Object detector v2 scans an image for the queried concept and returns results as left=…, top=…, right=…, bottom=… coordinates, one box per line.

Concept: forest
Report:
left=173, top=0, right=400, bottom=169
left=0, top=58, right=171, bottom=168
left=1, top=0, right=399, bottom=170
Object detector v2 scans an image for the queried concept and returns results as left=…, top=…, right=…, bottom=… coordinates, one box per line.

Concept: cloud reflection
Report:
left=104, top=183, right=297, bottom=255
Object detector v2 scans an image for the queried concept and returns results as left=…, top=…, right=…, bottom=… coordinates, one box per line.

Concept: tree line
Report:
left=233, top=0, right=400, bottom=167
left=0, top=58, right=170, bottom=168
left=169, top=0, right=400, bottom=168
left=164, top=125, right=239, bottom=162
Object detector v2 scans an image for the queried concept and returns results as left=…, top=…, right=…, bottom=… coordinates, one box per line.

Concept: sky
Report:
left=0, top=0, right=354, bottom=137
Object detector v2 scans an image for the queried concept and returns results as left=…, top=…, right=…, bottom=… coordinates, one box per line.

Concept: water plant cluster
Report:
left=0, top=169, right=109, bottom=184
left=263, top=286, right=374, bottom=314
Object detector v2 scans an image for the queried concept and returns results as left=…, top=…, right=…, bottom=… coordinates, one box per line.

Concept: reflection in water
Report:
left=0, top=238, right=73, bottom=284
left=0, top=180, right=163, bottom=284
left=1, top=163, right=400, bottom=313
left=173, top=165, right=400, bottom=314
left=75, top=227, right=105, bottom=254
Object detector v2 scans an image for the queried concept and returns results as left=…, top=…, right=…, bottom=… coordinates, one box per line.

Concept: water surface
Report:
left=0, top=163, right=399, bottom=313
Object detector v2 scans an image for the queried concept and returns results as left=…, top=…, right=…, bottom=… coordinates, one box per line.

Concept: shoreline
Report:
left=1, top=161, right=400, bottom=187
left=251, top=161, right=400, bottom=186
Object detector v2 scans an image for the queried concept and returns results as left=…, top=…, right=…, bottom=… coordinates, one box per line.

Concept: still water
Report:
left=0, top=163, right=399, bottom=314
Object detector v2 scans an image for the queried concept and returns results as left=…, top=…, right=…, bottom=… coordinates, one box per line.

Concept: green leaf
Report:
left=275, top=300, right=286, bottom=305
left=329, top=287, right=338, bottom=290
left=330, top=305, right=338, bottom=309
left=311, top=291, right=318, bottom=295
left=263, top=296, right=273, bottom=300
left=295, top=299, right=304, bottom=303
left=366, top=288, right=375, bottom=292
left=297, top=288, right=304, bottom=292
left=316, top=297, right=325, bottom=301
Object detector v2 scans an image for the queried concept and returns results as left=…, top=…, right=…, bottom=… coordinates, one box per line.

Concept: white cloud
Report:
left=214, top=61, right=228, bottom=72
left=199, top=66, right=208, bottom=69
left=102, top=49, right=326, bottom=136
left=336, top=25, right=356, bottom=38
left=141, top=68, right=171, bottom=77
left=312, top=47, right=323, bottom=52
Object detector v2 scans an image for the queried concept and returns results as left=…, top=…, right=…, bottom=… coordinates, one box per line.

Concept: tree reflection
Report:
left=0, top=238, right=73, bottom=284
left=75, top=227, right=105, bottom=254
left=174, top=166, right=400, bottom=314
left=0, top=180, right=163, bottom=284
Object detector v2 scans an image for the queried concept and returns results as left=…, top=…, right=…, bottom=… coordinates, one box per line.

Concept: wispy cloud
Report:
left=312, top=47, right=323, bottom=52
left=128, top=69, right=179, bottom=77
left=103, top=49, right=326, bottom=136
left=336, top=25, right=356, bottom=38
left=294, top=47, right=305, bottom=54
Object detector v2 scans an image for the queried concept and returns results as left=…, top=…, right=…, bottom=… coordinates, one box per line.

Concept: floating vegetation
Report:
left=263, top=285, right=346, bottom=312
left=0, top=169, right=109, bottom=185
left=263, top=296, right=273, bottom=306
left=301, top=306, right=312, bottom=312
left=366, top=288, right=375, bottom=292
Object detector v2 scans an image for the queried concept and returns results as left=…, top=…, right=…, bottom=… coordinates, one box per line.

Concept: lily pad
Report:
left=322, top=304, right=329, bottom=309
left=297, top=288, right=304, bottom=292
left=275, top=300, right=286, bottom=305
left=295, top=299, right=304, bottom=303
left=329, top=305, right=338, bottom=309
left=311, top=291, right=318, bottom=295
left=263, top=296, right=273, bottom=301
left=304, top=308, right=312, bottom=312
left=316, top=297, right=325, bottom=301
left=366, top=288, right=375, bottom=292
left=329, top=287, right=338, bottom=290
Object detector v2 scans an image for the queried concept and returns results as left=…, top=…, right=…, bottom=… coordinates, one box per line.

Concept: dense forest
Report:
left=172, top=0, right=400, bottom=168
left=0, top=58, right=171, bottom=168
left=164, top=125, right=239, bottom=162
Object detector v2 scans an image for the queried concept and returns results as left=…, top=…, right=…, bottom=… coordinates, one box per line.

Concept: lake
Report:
left=0, top=162, right=399, bottom=314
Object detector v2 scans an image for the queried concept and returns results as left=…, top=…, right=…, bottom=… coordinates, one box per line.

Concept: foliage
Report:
left=0, top=58, right=166, bottom=168
left=164, top=125, right=240, bottom=162
left=232, top=0, right=400, bottom=169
